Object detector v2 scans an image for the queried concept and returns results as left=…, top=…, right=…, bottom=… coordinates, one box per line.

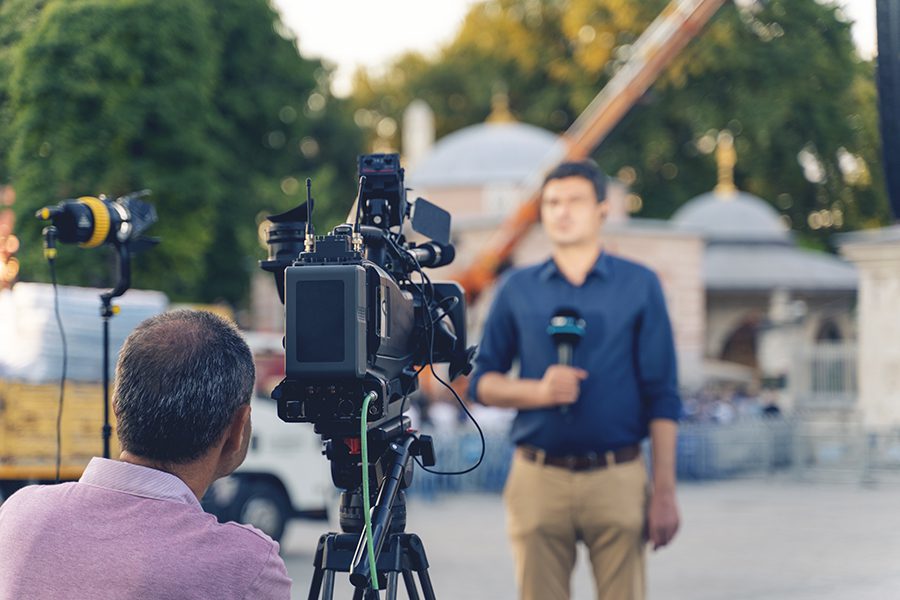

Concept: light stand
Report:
left=35, top=191, right=159, bottom=461
left=99, top=243, right=133, bottom=458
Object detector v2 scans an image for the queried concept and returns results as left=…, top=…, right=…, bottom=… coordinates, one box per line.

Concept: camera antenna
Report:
left=352, top=175, right=366, bottom=253
left=304, top=178, right=315, bottom=253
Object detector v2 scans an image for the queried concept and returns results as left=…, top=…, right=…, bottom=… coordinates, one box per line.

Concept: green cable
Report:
left=360, top=391, right=379, bottom=590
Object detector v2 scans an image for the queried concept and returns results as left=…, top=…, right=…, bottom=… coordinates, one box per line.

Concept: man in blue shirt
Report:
left=469, top=160, right=681, bottom=600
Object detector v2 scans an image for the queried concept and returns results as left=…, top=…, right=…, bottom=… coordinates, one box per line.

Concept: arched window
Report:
left=720, top=320, right=758, bottom=369
left=815, top=318, right=842, bottom=342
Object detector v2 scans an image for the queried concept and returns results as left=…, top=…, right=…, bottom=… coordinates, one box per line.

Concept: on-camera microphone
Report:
left=548, top=307, right=586, bottom=414
left=407, top=241, right=455, bottom=269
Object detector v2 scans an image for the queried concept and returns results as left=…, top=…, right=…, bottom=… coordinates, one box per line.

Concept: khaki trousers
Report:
left=503, top=450, right=649, bottom=600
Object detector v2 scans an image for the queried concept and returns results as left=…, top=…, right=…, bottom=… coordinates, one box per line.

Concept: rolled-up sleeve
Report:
left=636, top=274, right=682, bottom=421
left=467, top=276, right=518, bottom=403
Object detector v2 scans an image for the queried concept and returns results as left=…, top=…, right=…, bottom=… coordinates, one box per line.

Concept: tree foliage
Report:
left=2, top=0, right=363, bottom=303
left=353, top=0, right=888, bottom=247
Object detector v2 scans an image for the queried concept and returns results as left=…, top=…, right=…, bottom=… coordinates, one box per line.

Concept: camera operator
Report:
left=469, top=160, right=681, bottom=600
left=0, top=310, right=291, bottom=599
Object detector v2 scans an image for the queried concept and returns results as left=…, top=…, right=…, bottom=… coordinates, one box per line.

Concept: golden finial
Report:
left=486, top=89, right=516, bottom=124
left=714, top=130, right=737, bottom=198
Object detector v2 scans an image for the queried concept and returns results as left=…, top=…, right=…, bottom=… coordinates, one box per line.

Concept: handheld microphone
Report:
left=548, top=307, right=586, bottom=413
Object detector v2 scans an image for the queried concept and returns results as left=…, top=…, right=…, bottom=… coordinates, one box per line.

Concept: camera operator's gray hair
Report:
left=113, top=309, right=255, bottom=464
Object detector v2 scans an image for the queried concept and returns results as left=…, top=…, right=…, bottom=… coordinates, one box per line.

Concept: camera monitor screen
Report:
left=295, top=280, right=344, bottom=362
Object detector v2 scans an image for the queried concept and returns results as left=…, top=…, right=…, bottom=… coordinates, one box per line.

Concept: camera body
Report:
left=263, top=154, right=474, bottom=440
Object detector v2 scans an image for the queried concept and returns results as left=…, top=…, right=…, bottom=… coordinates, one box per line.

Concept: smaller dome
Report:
left=408, top=122, right=562, bottom=188
left=671, top=191, right=790, bottom=243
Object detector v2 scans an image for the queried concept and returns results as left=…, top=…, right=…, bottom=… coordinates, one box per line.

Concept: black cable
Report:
left=48, top=259, right=67, bottom=484
left=403, top=251, right=486, bottom=476
left=430, top=296, right=460, bottom=327
left=420, top=316, right=486, bottom=476
left=397, top=363, right=428, bottom=429
left=396, top=254, right=430, bottom=418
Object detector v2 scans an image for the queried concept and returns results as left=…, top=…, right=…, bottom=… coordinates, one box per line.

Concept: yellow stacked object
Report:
left=0, top=380, right=120, bottom=480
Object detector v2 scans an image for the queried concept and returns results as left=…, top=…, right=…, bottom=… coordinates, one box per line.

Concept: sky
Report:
left=272, top=0, right=877, bottom=97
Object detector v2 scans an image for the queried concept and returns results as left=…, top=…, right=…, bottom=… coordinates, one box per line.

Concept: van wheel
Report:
left=233, top=480, right=291, bottom=542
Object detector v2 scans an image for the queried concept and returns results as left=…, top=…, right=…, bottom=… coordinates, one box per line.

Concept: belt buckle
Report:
left=564, top=455, right=578, bottom=470
left=605, top=450, right=617, bottom=467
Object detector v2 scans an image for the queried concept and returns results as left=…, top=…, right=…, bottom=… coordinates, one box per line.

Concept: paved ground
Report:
left=281, top=478, right=900, bottom=599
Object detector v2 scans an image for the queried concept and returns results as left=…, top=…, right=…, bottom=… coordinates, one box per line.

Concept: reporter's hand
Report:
left=647, top=489, right=680, bottom=550
left=538, top=365, right=588, bottom=407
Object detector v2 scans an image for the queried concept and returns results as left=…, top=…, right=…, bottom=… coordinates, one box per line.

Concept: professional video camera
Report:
left=261, top=153, right=473, bottom=440
left=260, top=154, right=475, bottom=598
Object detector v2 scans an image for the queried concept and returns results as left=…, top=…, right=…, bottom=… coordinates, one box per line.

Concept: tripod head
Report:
left=325, top=416, right=432, bottom=491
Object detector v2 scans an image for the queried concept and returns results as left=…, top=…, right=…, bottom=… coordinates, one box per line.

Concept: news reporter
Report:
left=0, top=310, right=291, bottom=599
left=470, top=161, right=681, bottom=600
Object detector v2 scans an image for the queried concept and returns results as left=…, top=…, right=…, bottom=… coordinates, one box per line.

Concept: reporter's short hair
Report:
left=542, top=160, right=608, bottom=202
left=113, top=309, right=255, bottom=464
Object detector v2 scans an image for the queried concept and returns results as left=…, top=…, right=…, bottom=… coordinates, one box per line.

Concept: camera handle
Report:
left=99, top=243, right=132, bottom=459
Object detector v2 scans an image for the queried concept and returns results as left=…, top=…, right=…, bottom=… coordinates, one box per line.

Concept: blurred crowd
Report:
left=681, top=386, right=782, bottom=424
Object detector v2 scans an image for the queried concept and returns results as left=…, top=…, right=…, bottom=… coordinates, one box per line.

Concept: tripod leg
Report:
left=354, top=586, right=380, bottom=600
left=385, top=572, right=399, bottom=600
left=415, top=568, right=437, bottom=600
left=308, top=535, right=326, bottom=600
left=401, top=569, right=421, bottom=600
left=321, top=571, right=335, bottom=600
left=402, top=535, right=436, bottom=600
left=307, top=567, right=324, bottom=600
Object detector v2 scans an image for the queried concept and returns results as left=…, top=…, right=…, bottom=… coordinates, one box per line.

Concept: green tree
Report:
left=354, top=0, right=888, bottom=247
left=0, top=0, right=52, bottom=183
left=198, top=0, right=361, bottom=303
left=3, top=0, right=363, bottom=303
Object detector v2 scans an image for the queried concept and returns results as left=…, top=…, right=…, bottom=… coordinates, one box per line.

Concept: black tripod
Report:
left=308, top=430, right=437, bottom=600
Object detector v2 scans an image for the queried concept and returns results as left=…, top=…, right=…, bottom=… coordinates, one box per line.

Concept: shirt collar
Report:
left=538, top=250, right=611, bottom=282
left=79, top=457, right=200, bottom=508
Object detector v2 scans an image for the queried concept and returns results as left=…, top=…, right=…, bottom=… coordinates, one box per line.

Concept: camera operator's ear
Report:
left=221, top=404, right=252, bottom=459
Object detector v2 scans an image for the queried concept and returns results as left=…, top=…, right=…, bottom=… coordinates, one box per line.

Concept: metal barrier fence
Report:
left=407, top=414, right=900, bottom=498
left=676, top=416, right=793, bottom=480
left=792, top=343, right=857, bottom=409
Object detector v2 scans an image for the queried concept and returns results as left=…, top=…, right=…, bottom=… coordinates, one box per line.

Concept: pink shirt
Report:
left=0, top=458, right=291, bottom=599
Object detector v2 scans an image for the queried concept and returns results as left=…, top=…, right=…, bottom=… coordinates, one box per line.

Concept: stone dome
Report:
left=408, top=122, right=562, bottom=188
left=671, top=191, right=790, bottom=243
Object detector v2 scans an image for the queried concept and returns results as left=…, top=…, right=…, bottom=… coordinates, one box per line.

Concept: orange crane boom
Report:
left=454, top=0, right=726, bottom=302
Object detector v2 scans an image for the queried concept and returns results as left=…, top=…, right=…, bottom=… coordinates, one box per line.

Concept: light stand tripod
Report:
left=99, top=242, right=134, bottom=458
left=308, top=424, right=437, bottom=600
left=36, top=191, right=159, bottom=460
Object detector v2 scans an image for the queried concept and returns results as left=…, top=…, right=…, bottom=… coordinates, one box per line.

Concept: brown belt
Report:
left=518, top=444, right=641, bottom=472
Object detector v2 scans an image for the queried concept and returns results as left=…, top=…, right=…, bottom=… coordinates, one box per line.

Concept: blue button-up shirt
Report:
left=468, top=252, right=681, bottom=454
